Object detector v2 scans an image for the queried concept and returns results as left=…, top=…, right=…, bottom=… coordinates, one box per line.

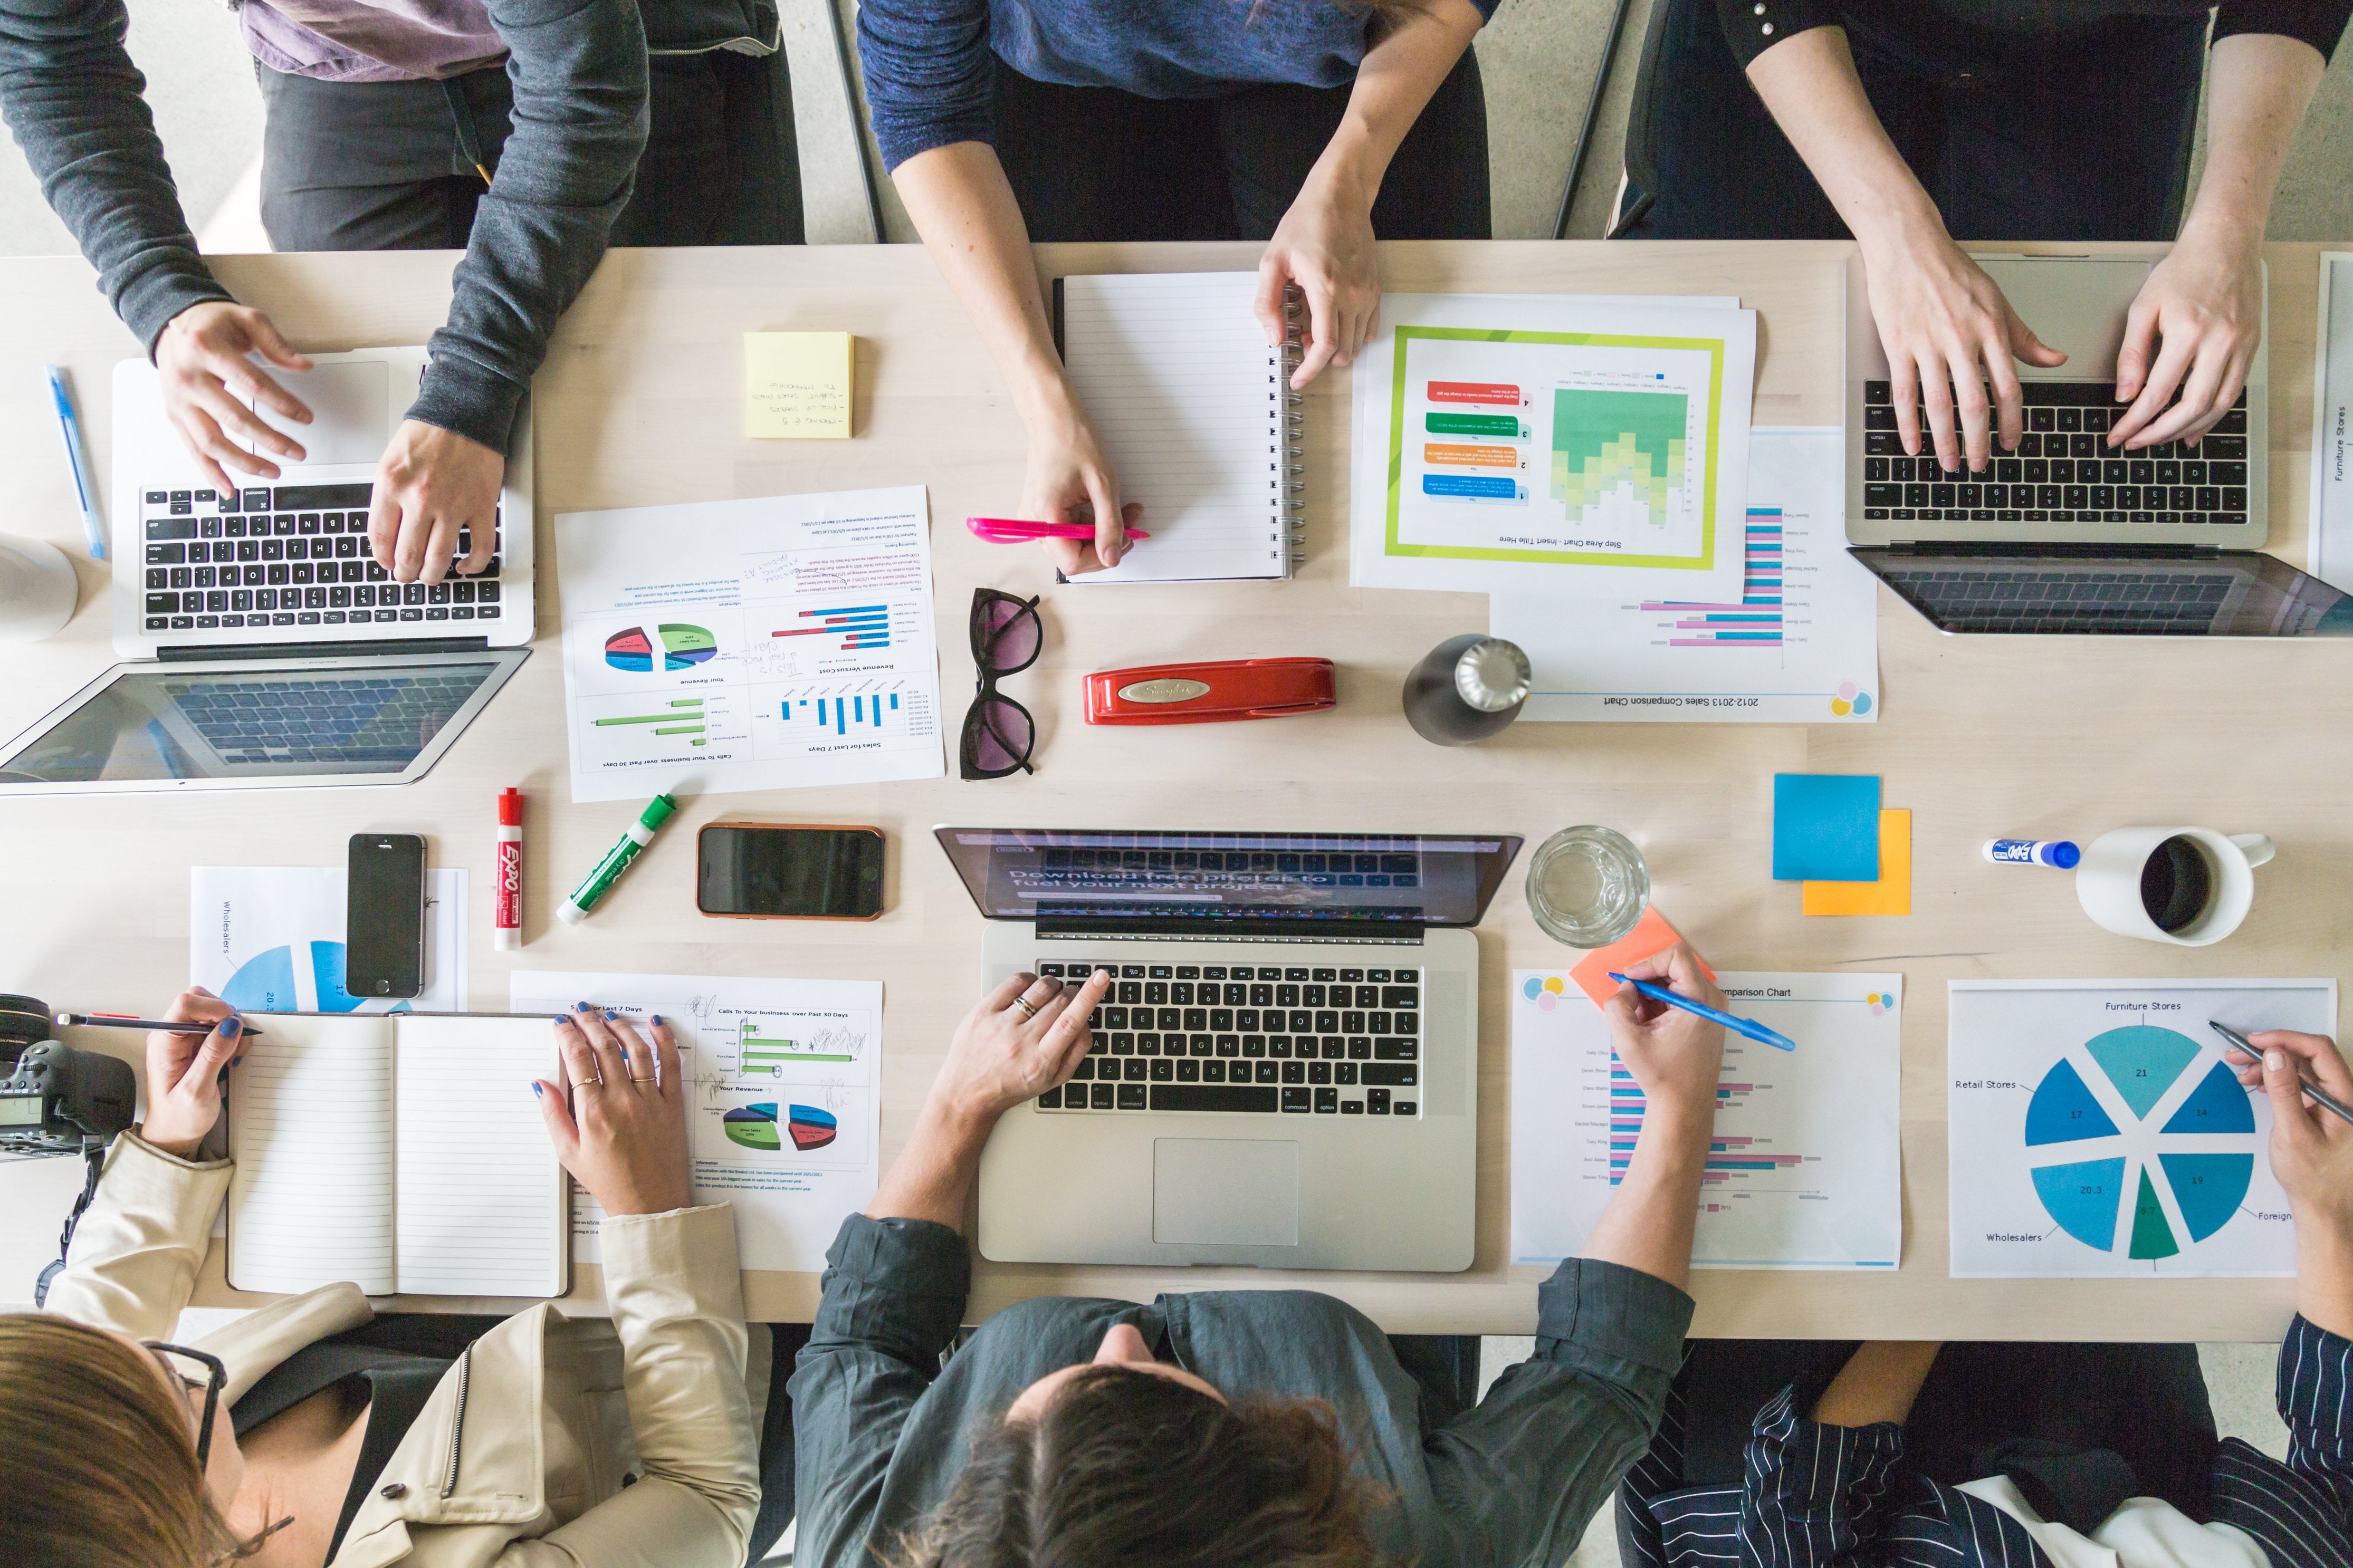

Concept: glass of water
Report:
left=1526, top=826, right=1650, bottom=947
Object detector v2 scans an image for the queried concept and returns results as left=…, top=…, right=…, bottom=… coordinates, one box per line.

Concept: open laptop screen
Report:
left=1851, top=547, right=2353, bottom=637
left=936, top=829, right=1523, bottom=930
left=0, top=658, right=506, bottom=786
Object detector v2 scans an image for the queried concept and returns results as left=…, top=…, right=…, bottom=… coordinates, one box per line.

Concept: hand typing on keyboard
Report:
left=2107, top=228, right=2264, bottom=453
left=868, top=969, right=1113, bottom=1226
left=369, top=419, right=505, bottom=585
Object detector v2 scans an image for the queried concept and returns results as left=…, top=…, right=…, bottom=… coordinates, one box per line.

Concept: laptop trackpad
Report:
left=242, top=360, right=390, bottom=467
left=1153, top=1139, right=1299, bottom=1247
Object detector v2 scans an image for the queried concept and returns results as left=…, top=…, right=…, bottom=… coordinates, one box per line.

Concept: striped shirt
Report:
left=1620, top=1319, right=2353, bottom=1568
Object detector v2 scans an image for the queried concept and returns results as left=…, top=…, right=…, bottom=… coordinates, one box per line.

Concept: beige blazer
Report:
left=43, top=1131, right=763, bottom=1568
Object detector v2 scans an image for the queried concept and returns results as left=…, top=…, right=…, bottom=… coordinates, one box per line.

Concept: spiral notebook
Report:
left=1052, top=272, right=1304, bottom=582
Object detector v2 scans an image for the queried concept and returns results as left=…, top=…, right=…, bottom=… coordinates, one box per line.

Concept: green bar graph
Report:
left=654, top=724, right=705, bottom=736
left=1550, top=388, right=1688, bottom=523
left=595, top=713, right=688, bottom=727
left=740, top=1023, right=855, bottom=1063
left=669, top=698, right=704, bottom=708
left=1427, top=411, right=1523, bottom=438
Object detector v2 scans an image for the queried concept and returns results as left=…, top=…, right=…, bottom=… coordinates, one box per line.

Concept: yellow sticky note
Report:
left=745, top=331, right=853, bottom=438
left=1801, top=810, right=1911, bottom=916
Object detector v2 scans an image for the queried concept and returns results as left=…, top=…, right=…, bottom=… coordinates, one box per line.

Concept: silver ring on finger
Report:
left=1011, top=995, right=1039, bottom=1022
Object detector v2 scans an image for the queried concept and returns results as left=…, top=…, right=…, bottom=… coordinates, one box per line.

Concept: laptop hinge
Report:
left=1034, top=915, right=1429, bottom=945
left=1881, top=540, right=2217, bottom=561
left=156, top=636, right=494, bottom=662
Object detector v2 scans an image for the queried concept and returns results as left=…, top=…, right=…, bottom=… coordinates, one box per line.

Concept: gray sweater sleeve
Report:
left=0, top=0, right=236, bottom=352
left=413, top=0, right=649, bottom=452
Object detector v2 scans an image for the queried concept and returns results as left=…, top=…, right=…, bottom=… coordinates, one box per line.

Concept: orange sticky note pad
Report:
left=1802, top=810, right=1911, bottom=916
left=1567, top=906, right=1718, bottom=1007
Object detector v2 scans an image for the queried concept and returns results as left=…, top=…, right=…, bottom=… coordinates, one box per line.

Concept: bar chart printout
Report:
left=1509, top=970, right=1903, bottom=1269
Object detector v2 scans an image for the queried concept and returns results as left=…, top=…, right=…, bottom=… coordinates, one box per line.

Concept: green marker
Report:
left=557, top=793, right=678, bottom=926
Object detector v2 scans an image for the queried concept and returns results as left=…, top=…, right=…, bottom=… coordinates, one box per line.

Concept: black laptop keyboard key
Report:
left=1281, top=1086, right=1312, bottom=1112
left=1361, top=1063, right=1419, bottom=1086
left=1153, top=1084, right=1280, bottom=1114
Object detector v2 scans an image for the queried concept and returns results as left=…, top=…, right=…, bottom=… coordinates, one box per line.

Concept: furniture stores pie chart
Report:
left=722, top=1103, right=837, bottom=1152
left=605, top=623, right=718, bottom=672
left=2024, top=1026, right=2256, bottom=1261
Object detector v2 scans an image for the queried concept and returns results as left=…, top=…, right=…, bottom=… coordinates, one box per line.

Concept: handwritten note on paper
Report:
left=745, top=331, right=853, bottom=439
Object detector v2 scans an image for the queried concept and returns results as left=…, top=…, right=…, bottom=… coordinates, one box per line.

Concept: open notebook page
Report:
left=227, top=1015, right=397, bottom=1295
left=1059, top=272, right=1292, bottom=584
left=394, top=1016, right=567, bottom=1297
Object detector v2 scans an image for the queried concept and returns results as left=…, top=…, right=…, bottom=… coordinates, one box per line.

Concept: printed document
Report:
left=192, top=865, right=466, bottom=1013
left=555, top=485, right=944, bottom=803
left=1494, top=428, right=1880, bottom=723
left=1512, top=969, right=1902, bottom=1269
left=510, top=970, right=881, bottom=1273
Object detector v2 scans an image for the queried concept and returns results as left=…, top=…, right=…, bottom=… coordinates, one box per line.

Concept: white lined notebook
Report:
left=1055, top=272, right=1303, bottom=583
left=227, top=1013, right=567, bottom=1297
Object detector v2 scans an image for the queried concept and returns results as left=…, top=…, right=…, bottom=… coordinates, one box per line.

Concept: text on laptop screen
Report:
left=0, top=662, right=502, bottom=784
left=936, top=830, right=1522, bottom=929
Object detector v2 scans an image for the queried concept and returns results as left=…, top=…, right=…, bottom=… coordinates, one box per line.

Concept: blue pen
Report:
left=1607, top=972, right=1797, bottom=1052
left=46, top=364, right=104, bottom=560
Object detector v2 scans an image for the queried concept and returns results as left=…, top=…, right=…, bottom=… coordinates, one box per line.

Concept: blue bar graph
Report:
left=780, top=689, right=906, bottom=732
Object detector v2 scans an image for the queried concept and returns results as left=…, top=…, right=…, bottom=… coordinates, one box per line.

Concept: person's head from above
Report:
left=898, top=1320, right=1378, bottom=1568
left=0, top=1312, right=267, bottom=1568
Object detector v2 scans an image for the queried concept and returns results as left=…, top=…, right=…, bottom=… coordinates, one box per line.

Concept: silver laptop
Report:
left=1841, top=253, right=2353, bottom=636
left=938, top=826, right=1520, bottom=1272
left=110, top=348, right=532, bottom=657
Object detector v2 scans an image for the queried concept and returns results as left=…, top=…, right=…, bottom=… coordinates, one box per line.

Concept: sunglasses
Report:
left=962, top=589, right=1041, bottom=780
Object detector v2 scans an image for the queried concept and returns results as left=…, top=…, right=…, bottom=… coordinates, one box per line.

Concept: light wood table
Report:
left=0, top=241, right=2341, bottom=1339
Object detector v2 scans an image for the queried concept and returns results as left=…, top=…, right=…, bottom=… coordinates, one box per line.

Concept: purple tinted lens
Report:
left=968, top=698, right=1033, bottom=772
left=977, top=597, right=1040, bottom=669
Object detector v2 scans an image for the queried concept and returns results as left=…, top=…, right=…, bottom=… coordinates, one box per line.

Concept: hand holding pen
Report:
left=2216, top=1024, right=2353, bottom=1273
left=136, top=987, right=249, bottom=1158
left=1601, top=944, right=1732, bottom=1121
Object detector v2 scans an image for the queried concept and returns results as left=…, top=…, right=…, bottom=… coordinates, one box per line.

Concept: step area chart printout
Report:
left=1949, top=978, right=2325, bottom=1278
left=556, top=485, right=944, bottom=802
left=1512, top=970, right=1903, bottom=1269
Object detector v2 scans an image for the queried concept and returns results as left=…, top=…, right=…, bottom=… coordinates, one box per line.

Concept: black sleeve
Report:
left=1713, top=0, right=1843, bottom=70
left=2214, top=0, right=2350, bottom=60
left=0, top=0, right=234, bottom=353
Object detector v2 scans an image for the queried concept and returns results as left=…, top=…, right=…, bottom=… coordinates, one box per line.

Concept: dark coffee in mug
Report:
left=2139, top=834, right=2213, bottom=934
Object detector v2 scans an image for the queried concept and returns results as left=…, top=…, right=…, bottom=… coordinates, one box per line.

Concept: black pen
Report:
left=2210, top=1018, right=2353, bottom=1128
left=54, top=1012, right=265, bottom=1038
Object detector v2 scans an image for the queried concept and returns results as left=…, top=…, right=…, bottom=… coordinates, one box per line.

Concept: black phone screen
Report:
left=346, top=834, right=426, bottom=998
left=699, top=827, right=885, bottom=918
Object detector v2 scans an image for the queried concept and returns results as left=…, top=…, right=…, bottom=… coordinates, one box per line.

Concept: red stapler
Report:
left=1084, top=657, right=1336, bottom=725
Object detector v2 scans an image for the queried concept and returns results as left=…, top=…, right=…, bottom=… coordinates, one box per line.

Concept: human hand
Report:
left=535, top=1005, right=692, bottom=1217
left=1859, top=223, right=2066, bottom=473
left=154, top=302, right=315, bottom=492
left=2228, top=1031, right=2353, bottom=1236
left=139, top=987, right=245, bottom=1158
left=2107, top=228, right=2264, bottom=450
left=1019, top=395, right=1141, bottom=574
left=1256, top=160, right=1380, bottom=389
left=1601, top=944, right=1728, bottom=1120
left=366, top=419, right=505, bottom=585
left=925, top=968, right=1111, bottom=1127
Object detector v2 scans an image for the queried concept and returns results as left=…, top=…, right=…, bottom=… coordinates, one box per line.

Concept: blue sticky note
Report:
left=1773, top=774, right=1881, bottom=882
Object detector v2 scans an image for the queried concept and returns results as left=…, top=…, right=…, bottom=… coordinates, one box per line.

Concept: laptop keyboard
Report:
left=1859, top=382, right=2250, bottom=528
left=139, top=483, right=505, bottom=635
left=1873, top=565, right=2237, bottom=634
left=1032, top=961, right=1422, bottom=1119
left=165, top=674, right=484, bottom=765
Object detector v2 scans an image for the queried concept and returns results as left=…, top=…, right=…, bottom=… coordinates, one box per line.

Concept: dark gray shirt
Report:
left=790, top=1215, right=1696, bottom=1568
left=0, top=0, right=649, bottom=452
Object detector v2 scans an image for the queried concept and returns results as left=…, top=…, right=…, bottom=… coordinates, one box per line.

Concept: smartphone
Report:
left=697, top=823, right=885, bottom=920
left=346, top=833, right=427, bottom=998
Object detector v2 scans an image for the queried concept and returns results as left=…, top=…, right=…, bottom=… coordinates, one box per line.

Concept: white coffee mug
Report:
left=0, top=533, right=76, bottom=642
left=2075, top=827, right=2275, bottom=946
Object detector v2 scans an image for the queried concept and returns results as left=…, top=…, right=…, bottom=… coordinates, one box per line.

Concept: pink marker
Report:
left=965, top=516, right=1150, bottom=543
left=495, top=787, right=523, bottom=949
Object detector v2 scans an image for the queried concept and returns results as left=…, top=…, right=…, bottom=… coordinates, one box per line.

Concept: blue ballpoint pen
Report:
left=46, top=364, right=104, bottom=560
left=1606, top=972, right=1798, bottom=1052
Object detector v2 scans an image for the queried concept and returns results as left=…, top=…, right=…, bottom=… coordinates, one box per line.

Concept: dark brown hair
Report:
left=899, top=1364, right=1381, bottom=1568
left=0, top=1314, right=246, bottom=1568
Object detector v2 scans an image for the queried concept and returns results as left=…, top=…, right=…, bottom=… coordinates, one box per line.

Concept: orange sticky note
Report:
left=1567, top=906, right=1718, bottom=1007
left=1802, top=810, right=1911, bottom=916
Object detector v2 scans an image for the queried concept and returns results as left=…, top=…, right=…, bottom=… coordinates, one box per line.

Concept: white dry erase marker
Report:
left=1983, top=838, right=2080, bottom=869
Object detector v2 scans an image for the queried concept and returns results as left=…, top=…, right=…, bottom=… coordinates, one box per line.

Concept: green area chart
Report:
left=1549, top=388, right=1688, bottom=523
left=2023, top=1025, right=2257, bottom=1261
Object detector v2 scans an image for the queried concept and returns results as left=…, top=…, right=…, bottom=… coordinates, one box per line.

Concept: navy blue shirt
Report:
left=857, top=0, right=1503, bottom=171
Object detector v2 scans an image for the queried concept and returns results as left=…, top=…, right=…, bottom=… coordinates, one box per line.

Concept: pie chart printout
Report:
left=721, top=1103, right=838, bottom=1153
left=2025, top=1025, right=2255, bottom=1261
left=605, top=623, right=718, bottom=672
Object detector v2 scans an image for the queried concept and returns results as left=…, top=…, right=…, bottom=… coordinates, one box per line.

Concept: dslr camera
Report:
left=0, top=995, right=136, bottom=1157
